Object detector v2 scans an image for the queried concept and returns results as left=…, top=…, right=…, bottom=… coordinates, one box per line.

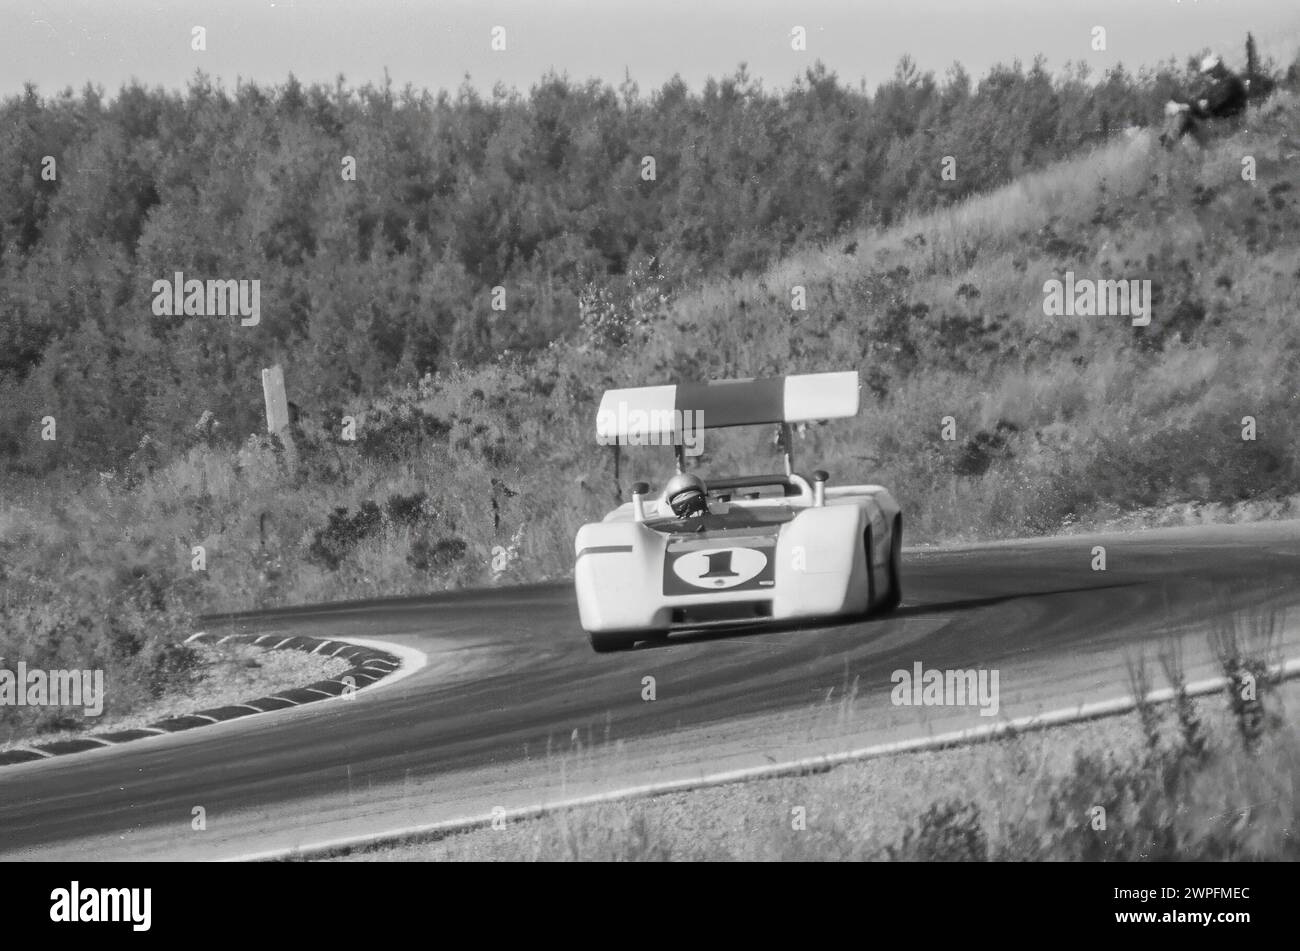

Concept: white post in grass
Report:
left=261, top=364, right=298, bottom=474
left=261, top=365, right=289, bottom=433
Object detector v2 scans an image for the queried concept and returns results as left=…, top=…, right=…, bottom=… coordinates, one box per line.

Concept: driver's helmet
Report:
left=1200, top=54, right=1223, bottom=75
left=663, top=472, right=709, bottom=517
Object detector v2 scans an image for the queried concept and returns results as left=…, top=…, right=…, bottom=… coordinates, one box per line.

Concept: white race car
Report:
left=574, top=371, right=902, bottom=652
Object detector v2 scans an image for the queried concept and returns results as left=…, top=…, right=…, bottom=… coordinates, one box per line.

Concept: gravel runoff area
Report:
left=0, top=641, right=352, bottom=754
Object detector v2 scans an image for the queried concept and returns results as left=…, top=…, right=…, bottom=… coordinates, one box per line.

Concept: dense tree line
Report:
left=0, top=52, right=1267, bottom=473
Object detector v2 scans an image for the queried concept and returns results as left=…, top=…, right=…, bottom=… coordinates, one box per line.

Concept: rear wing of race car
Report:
left=596, top=370, right=860, bottom=476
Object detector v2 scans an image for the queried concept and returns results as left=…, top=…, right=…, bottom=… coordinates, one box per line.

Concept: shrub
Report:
left=408, top=536, right=468, bottom=573
left=307, top=502, right=384, bottom=570
left=887, top=800, right=988, bottom=861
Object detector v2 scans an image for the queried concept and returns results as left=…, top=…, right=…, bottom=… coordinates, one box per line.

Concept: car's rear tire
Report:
left=588, top=630, right=640, bottom=653
left=862, top=526, right=876, bottom=614
left=881, top=516, right=902, bottom=612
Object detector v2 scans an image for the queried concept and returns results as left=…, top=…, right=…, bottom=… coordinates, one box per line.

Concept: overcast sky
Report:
left=3, top=0, right=1299, bottom=99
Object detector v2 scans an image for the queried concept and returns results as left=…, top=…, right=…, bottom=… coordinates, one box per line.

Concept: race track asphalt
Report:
left=2, top=520, right=1298, bottom=860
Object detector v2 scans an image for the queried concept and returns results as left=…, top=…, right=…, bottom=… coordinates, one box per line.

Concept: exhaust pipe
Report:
left=812, top=470, right=828, bottom=507
left=631, top=482, right=650, bottom=522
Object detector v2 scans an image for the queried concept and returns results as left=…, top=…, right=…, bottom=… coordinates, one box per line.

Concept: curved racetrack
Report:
left=2, top=520, right=1299, bottom=860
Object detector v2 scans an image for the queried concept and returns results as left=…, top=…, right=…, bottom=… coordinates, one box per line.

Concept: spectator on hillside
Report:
left=1162, top=55, right=1248, bottom=144
left=1191, top=54, right=1248, bottom=121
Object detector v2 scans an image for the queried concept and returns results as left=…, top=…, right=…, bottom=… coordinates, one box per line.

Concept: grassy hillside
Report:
left=2, top=58, right=1201, bottom=477
left=3, top=90, right=1299, bottom=734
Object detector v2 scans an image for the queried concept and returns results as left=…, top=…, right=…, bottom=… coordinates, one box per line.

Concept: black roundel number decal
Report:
left=672, top=547, right=768, bottom=589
